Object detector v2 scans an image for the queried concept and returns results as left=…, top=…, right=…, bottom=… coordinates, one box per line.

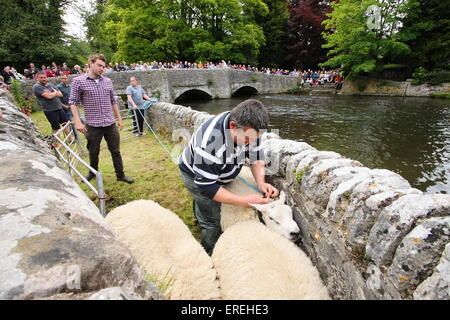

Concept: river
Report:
left=182, top=94, right=450, bottom=194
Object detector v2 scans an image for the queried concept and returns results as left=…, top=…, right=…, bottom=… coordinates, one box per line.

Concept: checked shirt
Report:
left=69, top=74, right=118, bottom=127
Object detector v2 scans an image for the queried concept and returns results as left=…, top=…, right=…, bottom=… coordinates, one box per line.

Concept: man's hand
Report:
left=257, top=182, right=279, bottom=199
left=117, top=119, right=123, bottom=131
left=133, top=105, right=138, bottom=110
left=75, top=122, right=87, bottom=134
left=242, top=193, right=271, bottom=207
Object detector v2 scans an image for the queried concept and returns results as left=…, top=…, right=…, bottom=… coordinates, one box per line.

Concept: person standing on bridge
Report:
left=178, top=99, right=279, bottom=255
left=69, top=53, right=134, bottom=184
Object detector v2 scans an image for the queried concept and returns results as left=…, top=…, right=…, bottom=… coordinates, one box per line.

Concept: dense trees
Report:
left=320, top=0, right=449, bottom=79
left=0, top=0, right=92, bottom=71
left=95, top=0, right=268, bottom=65
left=1, top=0, right=448, bottom=77
left=285, top=0, right=332, bottom=70
left=399, top=0, right=450, bottom=71
left=320, top=0, right=416, bottom=79
left=0, top=0, right=70, bottom=70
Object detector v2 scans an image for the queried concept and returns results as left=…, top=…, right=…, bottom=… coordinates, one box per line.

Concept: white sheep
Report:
left=221, top=166, right=300, bottom=240
left=211, top=220, right=331, bottom=300
left=105, top=199, right=222, bottom=300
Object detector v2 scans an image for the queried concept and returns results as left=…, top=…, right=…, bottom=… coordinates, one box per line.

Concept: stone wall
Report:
left=342, top=79, right=450, bottom=97
left=0, top=91, right=162, bottom=300
left=148, top=102, right=450, bottom=300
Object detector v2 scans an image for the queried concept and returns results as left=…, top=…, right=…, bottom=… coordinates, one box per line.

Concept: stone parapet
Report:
left=0, top=91, right=161, bottom=300
left=149, top=101, right=450, bottom=300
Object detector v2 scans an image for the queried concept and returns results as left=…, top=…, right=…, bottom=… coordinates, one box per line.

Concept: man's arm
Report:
left=250, top=160, right=279, bottom=198
left=110, top=82, right=122, bottom=129
left=40, top=88, right=62, bottom=100
left=127, top=94, right=138, bottom=110
left=212, top=186, right=270, bottom=208
left=112, top=103, right=123, bottom=130
left=70, top=104, right=86, bottom=133
left=68, top=79, right=86, bottom=133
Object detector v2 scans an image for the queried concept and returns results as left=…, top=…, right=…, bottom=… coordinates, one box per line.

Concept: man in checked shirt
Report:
left=69, top=53, right=134, bottom=184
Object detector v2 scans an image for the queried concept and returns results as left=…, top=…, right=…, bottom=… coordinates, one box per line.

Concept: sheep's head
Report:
left=249, top=191, right=300, bottom=241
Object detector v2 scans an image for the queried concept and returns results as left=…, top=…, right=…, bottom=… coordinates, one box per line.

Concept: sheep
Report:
left=211, top=220, right=331, bottom=300
left=105, top=199, right=222, bottom=300
left=221, top=166, right=300, bottom=241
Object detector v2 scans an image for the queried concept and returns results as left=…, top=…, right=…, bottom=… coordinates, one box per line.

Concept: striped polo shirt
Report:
left=68, top=74, right=118, bottom=127
left=179, top=111, right=265, bottom=199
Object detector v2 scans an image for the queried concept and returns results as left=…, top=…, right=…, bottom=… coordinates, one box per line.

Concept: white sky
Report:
left=62, top=0, right=95, bottom=39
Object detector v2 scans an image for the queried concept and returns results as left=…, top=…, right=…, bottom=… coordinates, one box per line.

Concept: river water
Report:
left=182, top=94, right=450, bottom=194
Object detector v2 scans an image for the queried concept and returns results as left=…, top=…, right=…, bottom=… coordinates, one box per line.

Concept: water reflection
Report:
left=184, top=94, right=450, bottom=194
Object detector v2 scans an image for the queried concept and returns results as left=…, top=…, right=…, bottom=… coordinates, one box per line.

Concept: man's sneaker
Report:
left=85, top=172, right=96, bottom=182
left=134, top=132, right=142, bottom=136
left=117, top=176, right=134, bottom=184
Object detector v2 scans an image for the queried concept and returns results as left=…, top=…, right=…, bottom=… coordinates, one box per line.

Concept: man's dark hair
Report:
left=36, top=71, right=46, bottom=76
left=229, top=99, right=269, bottom=131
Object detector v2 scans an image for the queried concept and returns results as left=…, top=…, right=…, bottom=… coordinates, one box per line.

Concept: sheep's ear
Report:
left=278, top=191, right=286, bottom=204
left=249, top=203, right=269, bottom=213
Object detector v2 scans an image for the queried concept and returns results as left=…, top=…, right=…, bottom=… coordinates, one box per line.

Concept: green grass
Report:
left=30, top=111, right=200, bottom=240
left=431, top=92, right=450, bottom=99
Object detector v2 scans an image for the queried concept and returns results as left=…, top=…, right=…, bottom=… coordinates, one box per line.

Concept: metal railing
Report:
left=51, top=99, right=144, bottom=217
left=52, top=121, right=107, bottom=217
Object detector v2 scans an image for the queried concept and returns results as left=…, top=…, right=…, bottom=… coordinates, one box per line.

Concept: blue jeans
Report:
left=179, top=168, right=222, bottom=255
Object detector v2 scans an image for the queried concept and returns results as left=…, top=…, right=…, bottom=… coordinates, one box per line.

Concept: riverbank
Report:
left=341, top=78, right=450, bottom=97
left=31, top=111, right=200, bottom=240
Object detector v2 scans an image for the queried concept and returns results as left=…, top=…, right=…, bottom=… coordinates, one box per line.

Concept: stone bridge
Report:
left=21, top=69, right=299, bottom=103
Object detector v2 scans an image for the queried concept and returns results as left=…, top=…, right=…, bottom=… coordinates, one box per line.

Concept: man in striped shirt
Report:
left=179, top=99, right=279, bottom=255
left=69, top=53, right=133, bottom=184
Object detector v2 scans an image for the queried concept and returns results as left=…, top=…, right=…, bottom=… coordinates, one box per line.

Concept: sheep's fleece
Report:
left=221, top=166, right=260, bottom=230
left=212, top=220, right=330, bottom=300
left=105, top=200, right=222, bottom=300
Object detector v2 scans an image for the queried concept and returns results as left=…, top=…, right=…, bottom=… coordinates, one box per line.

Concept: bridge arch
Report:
left=232, top=86, right=259, bottom=97
left=174, top=89, right=213, bottom=103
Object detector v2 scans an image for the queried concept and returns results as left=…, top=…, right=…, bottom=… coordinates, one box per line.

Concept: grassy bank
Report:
left=31, top=111, right=200, bottom=240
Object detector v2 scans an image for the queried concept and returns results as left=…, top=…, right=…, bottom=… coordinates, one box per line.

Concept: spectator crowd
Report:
left=0, top=59, right=343, bottom=92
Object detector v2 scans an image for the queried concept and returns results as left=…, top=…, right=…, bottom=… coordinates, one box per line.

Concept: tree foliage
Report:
left=96, top=0, right=268, bottom=65
left=285, top=0, right=332, bottom=70
left=0, top=0, right=93, bottom=70
left=0, top=0, right=71, bottom=70
left=320, top=0, right=416, bottom=79
left=399, top=0, right=450, bottom=71
left=255, top=0, right=290, bottom=69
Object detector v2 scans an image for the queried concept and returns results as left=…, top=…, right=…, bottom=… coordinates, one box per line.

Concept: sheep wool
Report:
left=212, top=220, right=330, bottom=300
left=221, top=166, right=259, bottom=230
left=105, top=200, right=222, bottom=300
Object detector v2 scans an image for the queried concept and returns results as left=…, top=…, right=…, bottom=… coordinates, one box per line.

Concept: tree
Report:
left=399, top=0, right=450, bottom=71
left=254, top=0, right=290, bottom=69
left=99, top=0, right=267, bottom=65
left=81, top=0, right=116, bottom=62
left=0, top=0, right=71, bottom=71
left=285, top=0, right=332, bottom=70
left=320, top=0, right=415, bottom=79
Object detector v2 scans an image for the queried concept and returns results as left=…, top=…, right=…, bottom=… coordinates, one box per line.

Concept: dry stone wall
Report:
left=0, top=91, right=162, bottom=300
left=342, top=79, right=450, bottom=97
left=149, top=102, right=450, bottom=300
